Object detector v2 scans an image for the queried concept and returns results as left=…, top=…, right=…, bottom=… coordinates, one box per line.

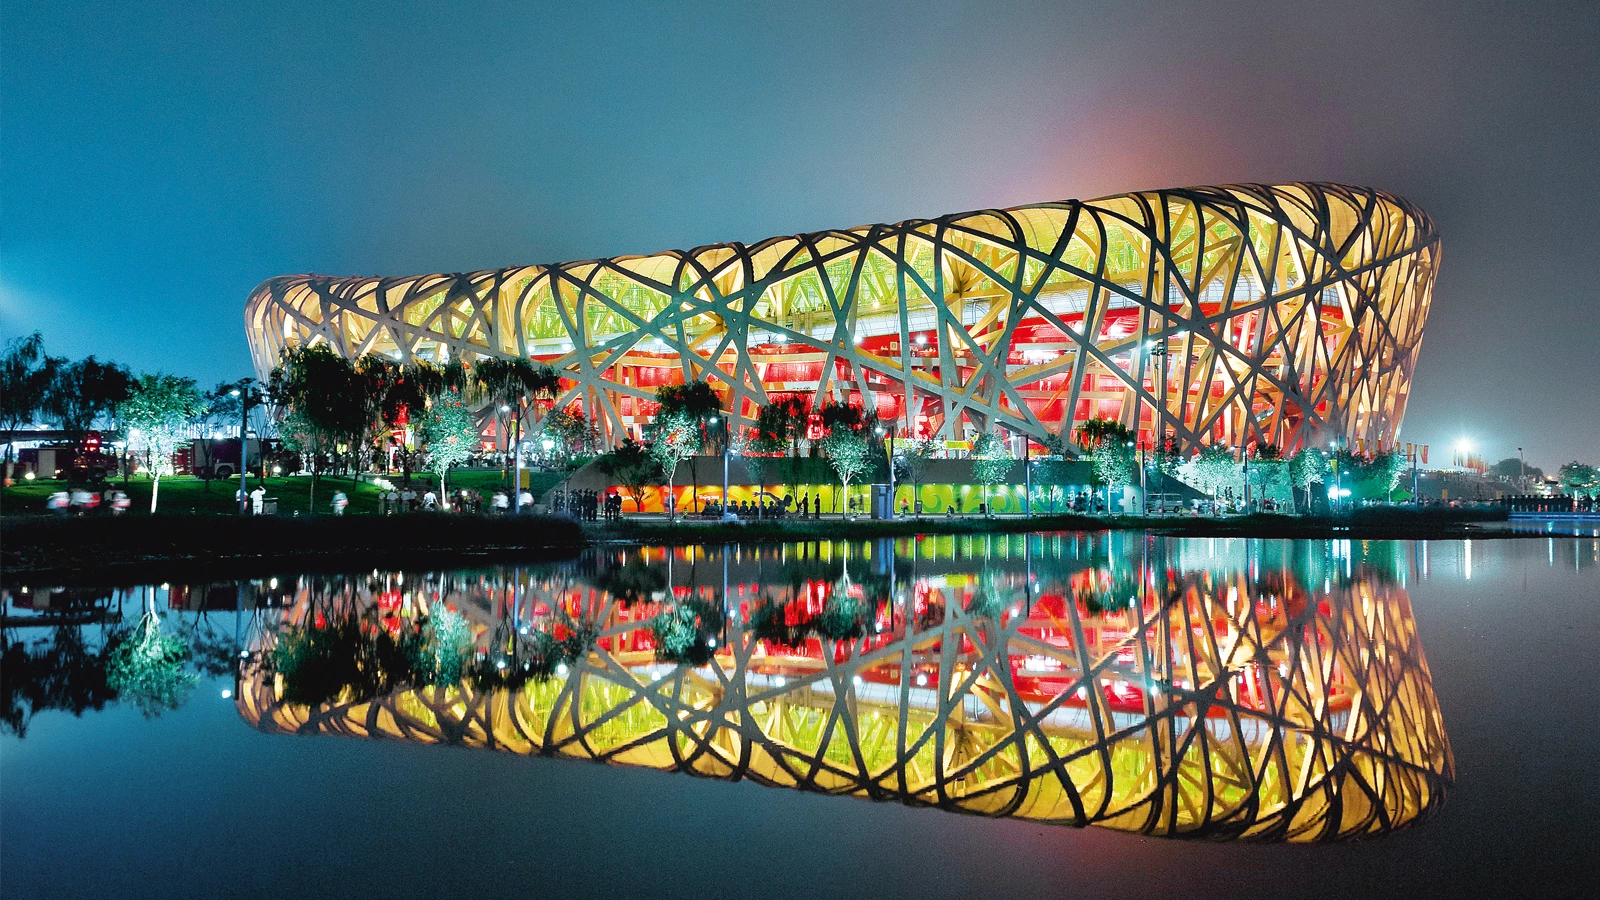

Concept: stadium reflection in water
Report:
left=237, top=534, right=1453, bottom=842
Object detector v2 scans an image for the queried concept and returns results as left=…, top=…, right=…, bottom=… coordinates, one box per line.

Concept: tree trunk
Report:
left=150, top=472, right=161, bottom=514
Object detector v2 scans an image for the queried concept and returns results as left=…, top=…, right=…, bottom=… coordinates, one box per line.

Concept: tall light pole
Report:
left=1137, top=438, right=1147, bottom=516
left=229, top=382, right=263, bottom=515
left=876, top=424, right=896, bottom=520
left=1518, top=446, right=1526, bottom=494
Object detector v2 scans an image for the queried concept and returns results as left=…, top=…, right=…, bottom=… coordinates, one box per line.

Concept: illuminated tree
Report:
left=472, top=357, right=561, bottom=485
left=647, top=408, right=701, bottom=519
left=1180, top=444, right=1243, bottom=502
left=121, top=373, right=208, bottom=512
left=1558, top=462, right=1600, bottom=499
left=971, top=432, right=1015, bottom=516
left=819, top=403, right=878, bottom=516
left=1089, top=439, right=1136, bottom=512
left=1289, top=448, right=1331, bottom=511
left=597, top=437, right=661, bottom=513
left=418, top=389, right=477, bottom=500
left=893, top=437, right=938, bottom=515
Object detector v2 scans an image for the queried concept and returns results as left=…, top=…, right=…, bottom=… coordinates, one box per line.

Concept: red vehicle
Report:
left=17, top=433, right=122, bottom=482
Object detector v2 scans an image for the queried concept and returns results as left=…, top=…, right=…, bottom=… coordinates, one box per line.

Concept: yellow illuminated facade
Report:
left=237, top=539, right=1452, bottom=840
left=245, top=182, right=1437, bottom=455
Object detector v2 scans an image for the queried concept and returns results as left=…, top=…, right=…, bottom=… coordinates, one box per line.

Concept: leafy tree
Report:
left=537, top=407, right=600, bottom=461
left=653, top=380, right=723, bottom=508
left=43, top=355, right=133, bottom=447
left=472, top=357, right=561, bottom=486
left=1245, top=454, right=1294, bottom=510
left=650, top=598, right=725, bottom=666
left=597, top=437, right=661, bottom=512
left=418, top=389, right=477, bottom=500
left=754, top=395, right=812, bottom=495
left=818, top=401, right=878, bottom=515
left=1289, top=448, right=1331, bottom=510
left=1179, top=443, right=1242, bottom=501
left=1074, top=417, right=1130, bottom=451
left=1489, top=457, right=1542, bottom=482
left=743, top=430, right=787, bottom=512
left=647, top=408, right=701, bottom=519
left=121, top=373, right=208, bottom=512
left=1558, top=462, right=1600, bottom=499
left=1, top=621, right=117, bottom=738
left=1089, top=438, right=1136, bottom=512
left=971, top=431, right=1015, bottom=515
left=0, top=332, right=61, bottom=474
left=893, top=436, right=938, bottom=514
left=270, top=344, right=367, bottom=511
left=1356, top=450, right=1409, bottom=500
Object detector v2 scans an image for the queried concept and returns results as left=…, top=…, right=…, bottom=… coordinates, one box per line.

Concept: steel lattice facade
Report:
left=245, top=182, right=1437, bottom=453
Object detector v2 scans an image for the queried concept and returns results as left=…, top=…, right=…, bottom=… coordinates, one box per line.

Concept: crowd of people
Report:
left=550, top=489, right=607, bottom=521
left=45, top=487, right=131, bottom=515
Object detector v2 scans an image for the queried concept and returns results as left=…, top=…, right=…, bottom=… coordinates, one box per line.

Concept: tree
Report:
left=0, top=332, right=60, bottom=474
left=1558, top=462, right=1600, bottom=499
left=1179, top=443, right=1242, bottom=502
left=1245, top=454, right=1293, bottom=510
left=121, top=373, right=208, bottom=512
left=755, top=395, right=812, bottom=496
left=1289, top=448, right=1331, bottom=511
left=818, top=401, right=878, bottom=515
left=597, top=437, right=661, bottom=512
left=1074, top=417, right=1130, bottom=451
left=43, top=355, right=132, bottom=447
left=821, top=428, right=874, bottom=516
left=647, top=409, right=701, bottom=519
left=1089, top=438, right=1136, bottom=513
left=971, top=432, right=1015, bottom=516
left=893, top=436, right=938, bottom=516
left=1489, top=457, right=1542, bottom=482
left=418, top=389, right=477, bottom=502
left=472, top=357, right=561, bottom=487
left=743, top=430, right=787, bottom=515
left=653, top=380, right=722, bottom=510
left=270, top=344, right=367, bottom=512
left=537, top=407, right=600, bottom=462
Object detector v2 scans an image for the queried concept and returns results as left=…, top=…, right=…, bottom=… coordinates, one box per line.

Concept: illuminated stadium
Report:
left=245, top=182, right=1438, bottom=454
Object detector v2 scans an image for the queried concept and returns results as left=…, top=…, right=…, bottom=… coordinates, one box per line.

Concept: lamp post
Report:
left=229, top=382, right=263, bottom=515
left=1242, top=445, right=1251, bottom=514
left=876, top=425, right=896, bottom=520
left=1137, top=439, right=1147, bottom=516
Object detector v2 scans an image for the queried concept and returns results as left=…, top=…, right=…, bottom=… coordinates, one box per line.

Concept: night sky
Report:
left=3, top=1, right=1596, bottom=468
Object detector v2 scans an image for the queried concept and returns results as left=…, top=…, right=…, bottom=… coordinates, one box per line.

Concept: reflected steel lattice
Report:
left=245, top=182, right=1438, bottom=453
left=238, top=563, right=1451, bottom=841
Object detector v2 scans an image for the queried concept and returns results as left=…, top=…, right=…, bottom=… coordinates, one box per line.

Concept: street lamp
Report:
left=876, top=425, right=895, bottom=520
left=229, top=382, right=263, bottom=514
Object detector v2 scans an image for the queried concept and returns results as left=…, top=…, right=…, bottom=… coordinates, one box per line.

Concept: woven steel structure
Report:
left=245, top=182, right=1437, bottom=454
left=237, top=539, right=1451, bottom=841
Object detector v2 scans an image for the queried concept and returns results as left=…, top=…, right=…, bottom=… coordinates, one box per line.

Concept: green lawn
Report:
left=1, top=468, right=573, bottom=517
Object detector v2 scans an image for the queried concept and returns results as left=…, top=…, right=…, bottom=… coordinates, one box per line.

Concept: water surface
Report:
left=3, top=534, right=1596, bottom=898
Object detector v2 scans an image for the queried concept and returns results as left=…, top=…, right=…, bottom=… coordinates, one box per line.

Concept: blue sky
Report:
left=3, top=0, right=1596, bottom=467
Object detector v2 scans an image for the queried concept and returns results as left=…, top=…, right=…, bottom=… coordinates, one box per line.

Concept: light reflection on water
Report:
left=8, top=533, right=1598, bottom=847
